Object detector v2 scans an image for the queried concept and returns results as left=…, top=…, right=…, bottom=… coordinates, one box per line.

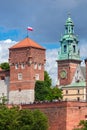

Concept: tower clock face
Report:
left=60, top=70, right=67, bottom=79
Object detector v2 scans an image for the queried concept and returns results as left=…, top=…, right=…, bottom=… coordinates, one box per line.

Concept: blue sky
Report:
left=0, top=0, right=87, bottom=49
left=0, top=0, right=87, bottom=85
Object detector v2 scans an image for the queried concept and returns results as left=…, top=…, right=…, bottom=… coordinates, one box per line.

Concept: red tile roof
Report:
left=10, top=37, right=45, bottom=50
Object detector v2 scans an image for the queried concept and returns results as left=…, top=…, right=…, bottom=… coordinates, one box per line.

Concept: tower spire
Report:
left=58, top=15, right=80, bottom=61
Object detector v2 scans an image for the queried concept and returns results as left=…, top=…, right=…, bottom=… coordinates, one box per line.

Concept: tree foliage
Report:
left=35, top=71, right=63, bottom=101
left=73, top=120, right=87, bottom=130
left=46, top=87, right=63, bottom=101
left=0, top=62, right=10, bottom=71
left=44, top=71, right=52, bottom=87
left=35, top=81, right=50, bottom=101
left=0, top=105, right=48, bottom=130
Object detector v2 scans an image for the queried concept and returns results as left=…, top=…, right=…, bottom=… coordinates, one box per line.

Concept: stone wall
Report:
left=0, top=77, right=9, bottom=102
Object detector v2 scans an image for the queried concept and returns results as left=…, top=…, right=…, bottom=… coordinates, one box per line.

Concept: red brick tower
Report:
left=57, top=16, right=81, bottom=86
left=9, top=37, right=45, bottom=104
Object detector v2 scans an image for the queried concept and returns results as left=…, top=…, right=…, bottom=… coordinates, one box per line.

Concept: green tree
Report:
left=35, top=81, right=49, bottom=101
left=46, top=87, right=63, bottom=101
left=44, top=71, right=52, bottom=87
left=32, top=110, right=48, bottom=130
left=0, top=96, right=8, bottom=105
left=0, top=62, right=10, bottom=71
left=35, top=71, right=63, bottom=101
left=74, top=120, right=87, bottom=130
left=0, top=105, right=48, bottom=130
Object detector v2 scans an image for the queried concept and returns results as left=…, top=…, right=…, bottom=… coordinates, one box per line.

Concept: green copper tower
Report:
left=58, top=15, right=80, bottom=60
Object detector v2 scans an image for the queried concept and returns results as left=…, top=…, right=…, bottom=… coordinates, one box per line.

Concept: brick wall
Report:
left=66, top=101, right=87, bottom=130
left=0, top=70, right=10, bottom=80
left=17, top=101, right=87, bottom=130
left=57, top=60, right=81, bottom=86
left=20, top=101, right=67, bottom=130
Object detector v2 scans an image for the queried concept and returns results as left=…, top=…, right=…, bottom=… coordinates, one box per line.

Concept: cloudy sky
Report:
left=0, top=0, right=87, bottom=85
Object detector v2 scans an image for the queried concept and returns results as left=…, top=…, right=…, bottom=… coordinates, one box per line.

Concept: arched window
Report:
left=73, top=45, right=76, bottom=53
left=65, top=27, right=68, bottom=33
left=64, top=45, right=67, bottom=53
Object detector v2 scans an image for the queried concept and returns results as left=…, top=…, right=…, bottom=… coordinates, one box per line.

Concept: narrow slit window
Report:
left=64, top=45, right=67, bottom=53
left=73, top=45, right=76, bottom=53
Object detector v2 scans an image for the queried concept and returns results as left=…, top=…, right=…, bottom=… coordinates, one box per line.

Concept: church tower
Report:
left=57, top=15, right=81, bottom=86
left=9, top=37, right=45, bottom=104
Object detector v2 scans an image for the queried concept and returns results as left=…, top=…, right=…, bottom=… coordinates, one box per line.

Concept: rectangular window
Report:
left=77, top=89, right=80, bottom=94
left=77, top=97, right=80, bottom=101
left=66, top=90, right=68, bottom=94
left=35, top=74, right=39, bottom=80
left=18, top=73, right=22, bottom=80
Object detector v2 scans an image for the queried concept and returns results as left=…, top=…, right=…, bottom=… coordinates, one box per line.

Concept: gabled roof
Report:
left=9, top=37, right=45, bottom=50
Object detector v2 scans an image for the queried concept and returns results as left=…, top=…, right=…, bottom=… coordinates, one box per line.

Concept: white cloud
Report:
left=0, top=39, right=16, bottom=63
left=45, top=49, right=58, bottom=86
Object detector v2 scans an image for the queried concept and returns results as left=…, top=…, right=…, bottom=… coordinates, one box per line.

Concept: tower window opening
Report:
left=73, top=45, right=76, bottom=53
left=66, top=90, right=68, bottom=94
left=77, top=97, right=80, bottom=101
left=18, top=73, right=22, bottom=80
left=15, top=64, right=18, bottom=69
left=35, top=74, right=39, bottom=80
left=64, top=45, right=67, bottom=53
left=71, top=27, right=73, bottom=33
left=38, top=63, right=41, bottom=70
left=77, top=89, right=80, bottom=94
left=34, top=63, right=37, bottom=70
left=65, top=27, right=68, bottom=33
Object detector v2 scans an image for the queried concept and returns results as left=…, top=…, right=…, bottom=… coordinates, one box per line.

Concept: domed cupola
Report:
left=58, top=15, right=80, bottom=61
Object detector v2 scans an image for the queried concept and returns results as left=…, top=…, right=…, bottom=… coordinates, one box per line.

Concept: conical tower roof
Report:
left=9, top=37, right=45, bottom=50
